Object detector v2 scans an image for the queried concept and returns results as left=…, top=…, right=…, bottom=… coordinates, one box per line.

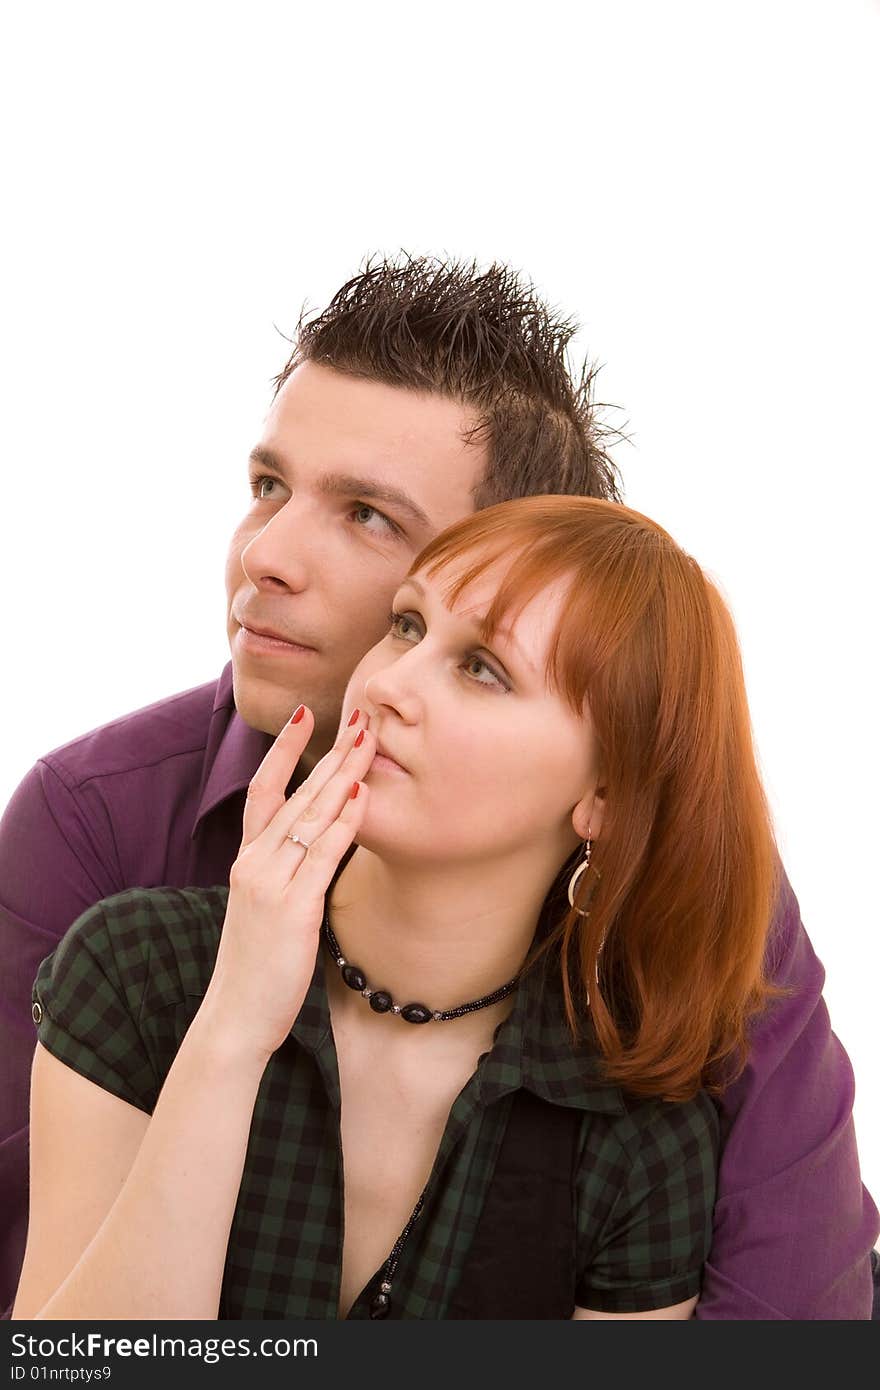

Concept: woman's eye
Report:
left=462, top=655, right=508, bottom=690
left=389, top=610, right=421, bottom=642
left=351, top=503, right=399, bottom=536
left=388, top=611, right=509, bottom=690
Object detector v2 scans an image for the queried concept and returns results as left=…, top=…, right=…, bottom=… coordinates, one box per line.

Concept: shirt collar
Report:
left=477, top=947, right=625, bottom=1115
left=191, top=662, right=275, bottom=840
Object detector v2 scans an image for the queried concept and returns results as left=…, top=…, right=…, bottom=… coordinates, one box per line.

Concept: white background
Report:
left=2, top=2, right=878, bottom=1205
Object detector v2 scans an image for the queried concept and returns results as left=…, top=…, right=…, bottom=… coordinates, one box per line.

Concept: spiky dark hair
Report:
left=273, top=254, right=624, bottom=507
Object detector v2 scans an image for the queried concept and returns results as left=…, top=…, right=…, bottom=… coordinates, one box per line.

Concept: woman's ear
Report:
left=572, top=785, right=606, bottom=843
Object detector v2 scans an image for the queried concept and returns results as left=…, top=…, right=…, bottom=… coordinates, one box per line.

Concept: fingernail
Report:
left=291, top=705, right=305, bottom=725
left=347, top=708, right=360, bottom=727
left=354, top=729, right=365, bottom=748
left=349, top=782, right=360, bottom=800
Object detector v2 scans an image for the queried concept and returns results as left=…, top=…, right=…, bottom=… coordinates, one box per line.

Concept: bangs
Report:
left=405, top=494, right=678, bottom=723
left=411, top=521, right=589, bottom=713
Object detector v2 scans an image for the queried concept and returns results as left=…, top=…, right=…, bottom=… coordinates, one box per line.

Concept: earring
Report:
left=567, top=829, right=594, bottom=915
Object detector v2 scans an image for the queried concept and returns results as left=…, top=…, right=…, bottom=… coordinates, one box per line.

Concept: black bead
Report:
left=369, top=990, right=393, bottom=1013
left=369, top=1292, right=390, bottom=1319
left=400, top=1002, right=432, bottom=1025
left=341, top=964, right=366, bottom=992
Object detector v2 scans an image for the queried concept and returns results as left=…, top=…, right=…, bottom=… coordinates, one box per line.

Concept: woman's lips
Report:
left=370, top=752, right=409, bottom=775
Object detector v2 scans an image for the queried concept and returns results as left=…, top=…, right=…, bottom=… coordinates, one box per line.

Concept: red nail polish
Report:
left=349, top=782, right=360, bottom=800
left=291, top=705, right=305, bottom=725
left=354, top=729, right=365, bottom=747
left=347, top=708, right=360, bottom=727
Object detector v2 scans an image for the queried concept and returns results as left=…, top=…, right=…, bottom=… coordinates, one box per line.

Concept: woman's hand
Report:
left=201, top=705, right=375, bottom=1062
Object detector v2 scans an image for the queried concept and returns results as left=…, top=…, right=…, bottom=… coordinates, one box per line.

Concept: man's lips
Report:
left=235, top=617, right=317, bottom=651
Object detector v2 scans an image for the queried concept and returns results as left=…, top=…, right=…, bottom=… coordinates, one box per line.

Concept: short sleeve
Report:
left=575, top=1091, right=720, bottom=1313
left=32, top=898, right=160, bottom=1114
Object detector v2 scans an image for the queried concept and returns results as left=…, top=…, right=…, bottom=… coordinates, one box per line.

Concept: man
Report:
left=1, top=256, right=877, bottom=1318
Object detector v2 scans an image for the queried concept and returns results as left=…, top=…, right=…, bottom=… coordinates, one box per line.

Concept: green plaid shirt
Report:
left=33, top=885, right=719, bottom=1318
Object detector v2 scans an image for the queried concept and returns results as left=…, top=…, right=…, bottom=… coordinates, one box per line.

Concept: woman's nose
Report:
left=363, top=647, right=424, bottom=724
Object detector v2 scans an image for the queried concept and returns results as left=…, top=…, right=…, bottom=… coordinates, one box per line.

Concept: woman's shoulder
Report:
left=574, top=1085, right=720, bottom=1187
left=573, top=1088, right=720, bottom=1314
left=36, top=884, right=230, bottom=1023
left=33, top=885, right=232, bottom=1114
left=85, top=883, right=230, bottom=945
left=614, top=1088, right=720, bottom=1157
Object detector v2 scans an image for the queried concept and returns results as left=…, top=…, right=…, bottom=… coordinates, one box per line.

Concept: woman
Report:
left=12, top=495, right=781, bottom=1320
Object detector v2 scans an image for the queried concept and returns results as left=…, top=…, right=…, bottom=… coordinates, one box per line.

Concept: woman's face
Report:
left=338, top=558, right=603, bottom=870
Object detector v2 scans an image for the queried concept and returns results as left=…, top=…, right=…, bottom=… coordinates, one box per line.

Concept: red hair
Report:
left=412, top=496, right=786, bottom=1102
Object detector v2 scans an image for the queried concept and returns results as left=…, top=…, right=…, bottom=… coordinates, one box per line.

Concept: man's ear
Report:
left=572, top=785, right=606, bottom=843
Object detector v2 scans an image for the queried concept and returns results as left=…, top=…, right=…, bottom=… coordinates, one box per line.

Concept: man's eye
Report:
left=351, top=504, right=399, bottom=536
left=249, top=474, right=284, bottom=501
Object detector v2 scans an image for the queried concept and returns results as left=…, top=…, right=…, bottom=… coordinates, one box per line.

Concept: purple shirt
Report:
left=1, top=663, right=877, bottom=1318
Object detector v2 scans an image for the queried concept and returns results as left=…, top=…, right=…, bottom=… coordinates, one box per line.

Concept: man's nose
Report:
left=239, top=498, right=312, bottom=594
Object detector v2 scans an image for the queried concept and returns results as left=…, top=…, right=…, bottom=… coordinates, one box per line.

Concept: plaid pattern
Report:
left=33, top=886, right=719, bottom=1318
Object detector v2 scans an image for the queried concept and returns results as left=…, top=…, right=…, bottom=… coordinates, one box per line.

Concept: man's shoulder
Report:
left=40, top=667, right=233, bottom=792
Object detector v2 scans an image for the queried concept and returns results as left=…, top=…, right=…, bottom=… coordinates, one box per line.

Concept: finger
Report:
left=282, top=781, right=370, bottom=905
left=288, top=707, right=371, bottom=808
left=272, top=728, right=377, bottom=854
left=242, top=711, right=372, bottom=865
left=241, top=704, right=315, bottom=847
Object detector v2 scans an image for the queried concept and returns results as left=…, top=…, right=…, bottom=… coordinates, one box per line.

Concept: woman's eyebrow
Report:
left=396, top=576, right=538, bottom=675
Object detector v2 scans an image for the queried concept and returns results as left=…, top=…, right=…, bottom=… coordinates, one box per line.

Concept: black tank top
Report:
left=446, top=1087, right=580, bottom=1319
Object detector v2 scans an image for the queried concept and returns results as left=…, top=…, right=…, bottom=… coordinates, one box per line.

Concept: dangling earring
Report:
left=568, top=827, right=604, bottom=1007
left=567, top=829, right=594, bottom=915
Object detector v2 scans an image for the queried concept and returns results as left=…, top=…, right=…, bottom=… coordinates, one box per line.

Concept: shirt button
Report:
left=32, top=1000, right=43, bottom=1025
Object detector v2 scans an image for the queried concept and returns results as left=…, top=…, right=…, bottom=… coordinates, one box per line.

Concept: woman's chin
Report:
left=351, top=807, right=424, bottom=863
left=349, top=806, right=393, bottom=858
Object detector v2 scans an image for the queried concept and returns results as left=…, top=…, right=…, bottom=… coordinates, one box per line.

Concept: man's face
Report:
left=225, top=362, right=487, bottom=767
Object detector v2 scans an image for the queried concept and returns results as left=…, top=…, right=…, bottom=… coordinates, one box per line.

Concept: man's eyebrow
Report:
left=247, top=446, right=431, bottom=531
left=317, top=473, right=432, bottom=530
left=395, top=576, right=538, bottom=675
left=248, top=445, right=288, bottom=476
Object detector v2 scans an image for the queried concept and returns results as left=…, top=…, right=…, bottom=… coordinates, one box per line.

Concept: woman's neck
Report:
left=324, top=846, right=561, bottom=1043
